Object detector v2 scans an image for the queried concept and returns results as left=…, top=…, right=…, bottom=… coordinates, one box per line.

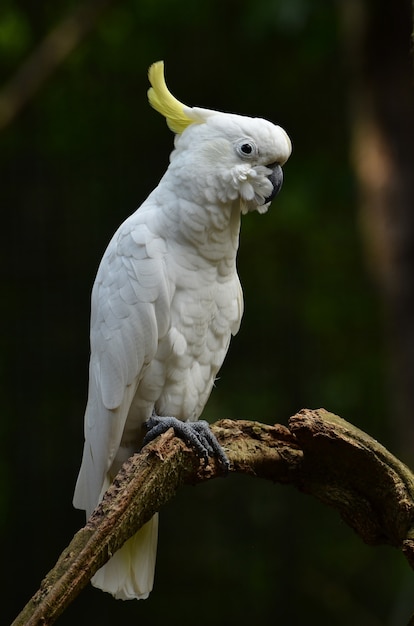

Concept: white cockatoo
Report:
left=73, top=61, right=291, bottom=600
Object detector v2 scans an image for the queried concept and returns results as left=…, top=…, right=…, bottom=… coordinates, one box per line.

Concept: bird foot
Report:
left=143, top=414, right=230, bottom=470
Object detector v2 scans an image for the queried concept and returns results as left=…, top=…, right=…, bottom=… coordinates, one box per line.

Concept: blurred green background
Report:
left=2, top=0, right=414, bottom=624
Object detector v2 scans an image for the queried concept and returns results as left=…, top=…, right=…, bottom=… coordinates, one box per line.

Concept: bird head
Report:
left=148, top=61, right=291, bottom=214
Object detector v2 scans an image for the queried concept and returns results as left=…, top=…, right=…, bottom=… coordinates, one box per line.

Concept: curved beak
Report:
left=265, top=163, right=283, bottom=204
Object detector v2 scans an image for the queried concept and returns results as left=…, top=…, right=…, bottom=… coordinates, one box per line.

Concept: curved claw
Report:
left=143, top=415, right=229, bottom=470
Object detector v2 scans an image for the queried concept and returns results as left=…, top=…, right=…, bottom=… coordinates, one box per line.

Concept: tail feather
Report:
left=91, top=514, right=159, bottom=600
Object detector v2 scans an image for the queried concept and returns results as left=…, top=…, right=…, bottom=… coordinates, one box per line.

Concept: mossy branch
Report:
left=11, top=409, right=414, bottom=626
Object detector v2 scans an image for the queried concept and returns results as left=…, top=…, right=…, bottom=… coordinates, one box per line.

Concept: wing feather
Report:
left=74, top=209, right=170, bottom=514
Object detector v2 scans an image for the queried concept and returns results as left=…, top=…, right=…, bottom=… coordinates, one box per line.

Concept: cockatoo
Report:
left=73, top=61, right=291, bottom=600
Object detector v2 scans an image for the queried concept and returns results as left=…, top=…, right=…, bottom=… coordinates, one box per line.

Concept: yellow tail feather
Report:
left=147, top=61, right=194, bottom=134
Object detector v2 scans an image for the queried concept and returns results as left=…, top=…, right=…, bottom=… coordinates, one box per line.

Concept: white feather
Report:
left=73, top=93, right=291, bottom=600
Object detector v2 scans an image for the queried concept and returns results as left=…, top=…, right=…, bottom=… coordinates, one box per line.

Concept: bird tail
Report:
left=91, top=514, right=159, bottom=600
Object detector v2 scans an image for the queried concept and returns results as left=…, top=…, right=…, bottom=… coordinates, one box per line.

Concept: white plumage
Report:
left=73, top=62, right=291, bottom=600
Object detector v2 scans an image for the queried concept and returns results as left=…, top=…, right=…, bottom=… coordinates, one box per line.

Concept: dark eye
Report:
left=236, top=139, right=258, bottom=159
left=240, top=143, right=253, bottom=155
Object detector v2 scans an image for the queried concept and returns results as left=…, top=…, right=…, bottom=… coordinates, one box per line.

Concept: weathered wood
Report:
left=11, top=410, right=414, bottom=625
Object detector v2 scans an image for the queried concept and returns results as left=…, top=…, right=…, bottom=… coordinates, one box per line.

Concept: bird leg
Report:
left=143, top=413, right=230, bottom=470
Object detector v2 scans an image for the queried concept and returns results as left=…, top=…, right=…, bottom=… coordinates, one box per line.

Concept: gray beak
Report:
left=265, top=163, right=283, bottom=203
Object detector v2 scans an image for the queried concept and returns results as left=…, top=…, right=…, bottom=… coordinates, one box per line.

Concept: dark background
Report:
left=2, top=1, right=414, bottom=624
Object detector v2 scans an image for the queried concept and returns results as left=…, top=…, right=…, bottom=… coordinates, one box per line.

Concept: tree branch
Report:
left=11, top=409, right=414, bottom=625
left=0, top=0, right=116, bottom=132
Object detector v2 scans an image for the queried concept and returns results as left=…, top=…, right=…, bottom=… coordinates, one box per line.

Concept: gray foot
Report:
left=143, top=414, right=229, bottom=470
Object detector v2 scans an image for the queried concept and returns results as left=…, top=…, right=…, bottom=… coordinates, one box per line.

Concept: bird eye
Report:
left=236, top=139, right=258, bottom=159
left=241, top=143, right=253, bottom=154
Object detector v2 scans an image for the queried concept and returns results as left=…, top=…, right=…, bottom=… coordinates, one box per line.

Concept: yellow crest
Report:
left=147, top=61, right=194, bottom=134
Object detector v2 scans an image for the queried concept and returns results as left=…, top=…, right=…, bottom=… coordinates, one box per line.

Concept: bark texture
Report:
left=11, top=409, right=414, bottom=626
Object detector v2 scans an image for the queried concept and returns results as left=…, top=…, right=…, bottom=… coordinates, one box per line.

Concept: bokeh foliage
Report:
left=1, top=0, right=412, bottom=624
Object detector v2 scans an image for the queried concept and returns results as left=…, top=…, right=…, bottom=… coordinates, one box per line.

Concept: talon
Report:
left=143, top=414, right=229, bottom=470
